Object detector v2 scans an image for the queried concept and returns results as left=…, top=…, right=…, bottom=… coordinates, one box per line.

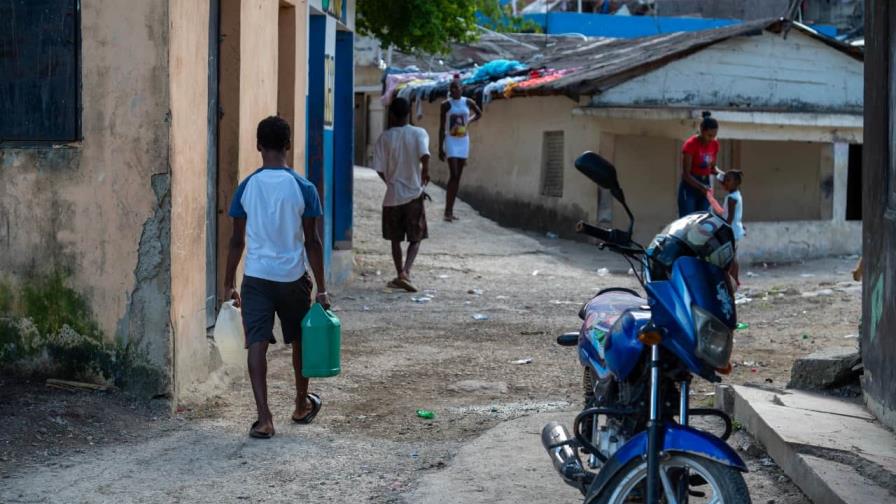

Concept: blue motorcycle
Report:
left=542, top=152, right=749, bottom=504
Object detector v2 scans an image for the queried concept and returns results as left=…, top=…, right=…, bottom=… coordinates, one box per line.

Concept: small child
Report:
left=707, top=170, right=744, bottom=285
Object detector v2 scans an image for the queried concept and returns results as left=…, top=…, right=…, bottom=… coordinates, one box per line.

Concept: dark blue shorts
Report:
left=240, top=274, right=313, bottom=348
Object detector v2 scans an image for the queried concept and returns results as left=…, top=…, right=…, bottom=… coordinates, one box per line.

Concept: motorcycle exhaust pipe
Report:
left=541, top=421, right=586, bottom=491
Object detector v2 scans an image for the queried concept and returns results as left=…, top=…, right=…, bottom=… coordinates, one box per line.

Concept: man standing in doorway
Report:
left=224, top=116, right=331, bottom=439
left=373, top=97, right=431, bottom=293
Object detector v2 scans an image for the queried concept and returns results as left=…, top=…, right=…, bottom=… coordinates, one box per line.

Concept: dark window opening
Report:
left=0, top=0, right=81, bottom=143
left=846, top=144, right=863, bottom=221
left=541, top=130, right=564, bottom=198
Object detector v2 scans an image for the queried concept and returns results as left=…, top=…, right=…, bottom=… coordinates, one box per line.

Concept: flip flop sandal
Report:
left=393, top=278, right=418, bottom=293
left=386, top=278, right=403, bottom=289
left=293, top=393, right=322, bottom=424
left=249, top=420, right=274, bottom=439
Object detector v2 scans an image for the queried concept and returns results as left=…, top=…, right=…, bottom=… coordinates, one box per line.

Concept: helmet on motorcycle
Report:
left=647, top=213, right=735, bottom=280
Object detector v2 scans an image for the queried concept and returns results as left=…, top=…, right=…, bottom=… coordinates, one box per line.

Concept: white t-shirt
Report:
left=726, top=190, right=745, bottom=241
left=228, top=167, right=323, bottom=282
left=372, top=125, right=430, bottom=207
left=712, top=189, right=745, bottom=241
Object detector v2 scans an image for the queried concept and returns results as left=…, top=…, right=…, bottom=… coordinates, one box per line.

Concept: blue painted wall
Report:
left=333, top=30, right=354, bottom=250
left=518, top=13, right=837, bottom=39
left=525, top=12, right=739, bottom=38
left=307, top=15, right=332, bottom=272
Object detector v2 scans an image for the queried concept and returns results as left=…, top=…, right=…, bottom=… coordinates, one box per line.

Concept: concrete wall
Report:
left=739, top=140, right=824, bottom=222
left=415, top=95, right=601, bottom=236
left=594, top=31, right=863, bottom=113
left=612, top=135, right=680, bottom=243
left=0, top=0, right=172, bottom=394
left=169, top=0, right=212, bottom=397
left=405, top=94, right=860, bottom=261
left=238, top=0, right=280, bottom=177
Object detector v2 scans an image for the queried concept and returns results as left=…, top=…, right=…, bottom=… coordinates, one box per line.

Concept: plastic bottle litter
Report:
left=545, top=232, right=559, bottom=239
left=411, top=296, right=432, bottom=304
left=472, top=313, right=490, bottom=321
left=512, top=358, right=533, bottom=365
left=597, top=268, right=610, bottom=277
left=416, top=409, right=435, bottom=419
left=736, top=322, right=750, bottom=330
left=214, top=301, right=245, bottom=366
left=467, top=288, right=483, bottom=296
left=531, top=270, right=540, bottom=276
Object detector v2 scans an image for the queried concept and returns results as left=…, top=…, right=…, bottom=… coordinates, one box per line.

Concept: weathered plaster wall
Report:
left=218, top=0, right=302, bottom=301
left=594, top=31, right=863, bottom=113
left=612, top=135, right=680, bottom=244
left=0, top=0, right=172, bottom=395
left=416, top=95, right=600, bottom=236
left=739, top=140, right=824, bottom=222
left=738, top=221, right=861, bottom=263
left=169, top=0, right=212, bottom=397
left=238, top=0, right=280, bottom=177
left=411, top=95, right=856, bottom=261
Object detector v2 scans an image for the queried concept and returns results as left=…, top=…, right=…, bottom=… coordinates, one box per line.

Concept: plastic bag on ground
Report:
left=214, top=301, right=245, bottom=367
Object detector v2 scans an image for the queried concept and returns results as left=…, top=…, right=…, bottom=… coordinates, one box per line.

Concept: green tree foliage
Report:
left=356, top=0, right=539, bottom=54
left=356, top=0, right=479, bottom=54
left=476, top=0, right=542, bottom=34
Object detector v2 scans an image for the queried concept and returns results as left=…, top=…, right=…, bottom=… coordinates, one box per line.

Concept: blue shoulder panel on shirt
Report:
left=289, top=170, right=323, bottom=218
left=227, top=168, right=266, bottom=219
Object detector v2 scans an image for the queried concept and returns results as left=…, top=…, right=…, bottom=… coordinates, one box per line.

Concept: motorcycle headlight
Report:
left=691, top=305, right=733, bottom=369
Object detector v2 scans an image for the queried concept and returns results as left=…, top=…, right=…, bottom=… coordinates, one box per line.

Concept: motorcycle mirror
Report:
left=575, top=151, right=635, bottom=236
left=575, top=151, right=620, bottom=192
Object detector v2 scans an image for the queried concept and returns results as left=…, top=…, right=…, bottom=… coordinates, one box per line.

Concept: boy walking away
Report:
left=373, top=97, right=431, bottom=293
left=224, top=116, right=331, bottom=439
left=707, top=170, right=745, bottom=286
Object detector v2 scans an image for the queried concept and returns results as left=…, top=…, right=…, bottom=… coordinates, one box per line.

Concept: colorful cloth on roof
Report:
left=462, top=59, right=528, bottom=85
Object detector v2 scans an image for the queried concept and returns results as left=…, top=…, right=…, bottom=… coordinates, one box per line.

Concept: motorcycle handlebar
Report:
left=575, top=221, right=612, bottom=242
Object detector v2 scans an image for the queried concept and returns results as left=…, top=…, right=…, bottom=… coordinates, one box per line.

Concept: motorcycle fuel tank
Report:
left=578, top=289, right=648, bottom=381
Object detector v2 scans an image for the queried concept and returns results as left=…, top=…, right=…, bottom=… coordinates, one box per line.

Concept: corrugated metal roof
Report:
left=392, top=18, right=862, bottom=99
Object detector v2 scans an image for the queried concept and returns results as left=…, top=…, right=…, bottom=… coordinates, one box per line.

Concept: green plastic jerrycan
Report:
left=301, top=303, right=342, bottom=378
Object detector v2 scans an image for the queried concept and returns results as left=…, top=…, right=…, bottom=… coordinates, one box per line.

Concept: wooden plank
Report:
left=46, top=379, right=110, bottom=392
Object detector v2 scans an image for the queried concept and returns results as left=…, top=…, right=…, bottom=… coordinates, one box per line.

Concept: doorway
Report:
left=206, top=0, right=220, bottom=329
left=846, top=144, right=863, bottom=221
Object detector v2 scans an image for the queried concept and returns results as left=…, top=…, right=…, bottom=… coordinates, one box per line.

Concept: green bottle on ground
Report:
left=301, top=303, right=342, bottom=378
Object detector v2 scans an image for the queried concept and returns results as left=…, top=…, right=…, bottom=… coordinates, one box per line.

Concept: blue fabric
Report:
left=462, top=59, right=527, bottom=85
left=677, top=176, right=710, bottom=218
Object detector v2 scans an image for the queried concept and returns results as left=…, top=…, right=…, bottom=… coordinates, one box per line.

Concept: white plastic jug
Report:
left=214, top=301, right=245, bottom=367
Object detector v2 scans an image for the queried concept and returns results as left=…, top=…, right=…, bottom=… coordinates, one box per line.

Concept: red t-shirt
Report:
left=682, top=135, right=719, bottom=177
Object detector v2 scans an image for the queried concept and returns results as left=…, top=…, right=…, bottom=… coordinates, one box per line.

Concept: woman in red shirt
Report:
left=678, top=111, right=720, bottom=217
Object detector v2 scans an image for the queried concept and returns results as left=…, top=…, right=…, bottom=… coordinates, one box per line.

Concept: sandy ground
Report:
left=0, top=168, right=860, bottom=503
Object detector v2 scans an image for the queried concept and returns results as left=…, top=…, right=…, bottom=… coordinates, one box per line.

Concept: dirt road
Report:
left=1, top=168, right=859, bottom=503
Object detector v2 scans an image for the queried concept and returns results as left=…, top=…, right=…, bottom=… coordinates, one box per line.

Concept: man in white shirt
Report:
left=372, top=97, right=431, bottom=293
left=224, top=116, right=330, bottom=439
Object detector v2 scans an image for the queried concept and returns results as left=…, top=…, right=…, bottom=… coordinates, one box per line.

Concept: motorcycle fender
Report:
left=584, top=423, right=747, bottom=501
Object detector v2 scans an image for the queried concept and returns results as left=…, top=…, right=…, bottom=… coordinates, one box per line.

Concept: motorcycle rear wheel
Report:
left=588, top=454, right=750, bottom=504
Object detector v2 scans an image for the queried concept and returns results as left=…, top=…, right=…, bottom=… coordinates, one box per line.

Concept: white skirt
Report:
left=444, top=135, right=469, bottom=159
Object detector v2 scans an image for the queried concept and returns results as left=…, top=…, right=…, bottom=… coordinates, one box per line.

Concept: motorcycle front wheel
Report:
left=588, top=454, right=750, bottom=504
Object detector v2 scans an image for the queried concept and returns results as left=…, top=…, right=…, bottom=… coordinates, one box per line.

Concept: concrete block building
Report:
left=368, top=20, right=864, bottom=262
left=0, top=0, right=356, bottom=402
